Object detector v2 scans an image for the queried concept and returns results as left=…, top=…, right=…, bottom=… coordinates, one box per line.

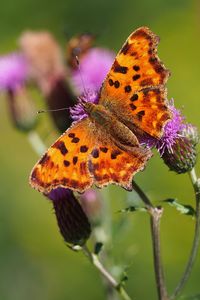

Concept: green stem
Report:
left=132, top=182, right=153, bottom=210
left=150, top=207, right=169, bottom=300
left=133, top=182, right=169, bottom=300
left=170, top=168, right=200, bottom=299
left=82, top=245, right=132, bottom=300
left=27, top=130, right=46, bottom=156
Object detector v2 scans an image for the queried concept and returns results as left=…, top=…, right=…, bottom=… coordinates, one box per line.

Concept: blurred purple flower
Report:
left=71, top=47, right=115, bottom=94
left=0, top=53, right=28, bottom=91
left=79, top=189, right=102, bottom=223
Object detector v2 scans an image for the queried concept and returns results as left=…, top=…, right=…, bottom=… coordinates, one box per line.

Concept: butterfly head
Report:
left=70, top=89, right=99, bottom=121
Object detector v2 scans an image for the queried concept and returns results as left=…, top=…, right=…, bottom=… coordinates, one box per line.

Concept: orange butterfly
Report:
left=66, top=32, right=95, bottom=69
left=30, top=27, right=171, bottom=194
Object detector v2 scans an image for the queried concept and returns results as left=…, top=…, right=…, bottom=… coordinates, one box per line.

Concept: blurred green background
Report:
left=0, top=0, right=200, bottom=299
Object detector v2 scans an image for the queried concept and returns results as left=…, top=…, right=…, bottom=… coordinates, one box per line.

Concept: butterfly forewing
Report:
left=99, top=26, right=171, bottom=138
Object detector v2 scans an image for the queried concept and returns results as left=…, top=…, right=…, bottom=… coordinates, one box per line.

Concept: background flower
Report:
left=0, top=53, right=27, bottom=91
left=19, top=30, right=75, bottom=132
left=71, top=48, right=115, bottom=94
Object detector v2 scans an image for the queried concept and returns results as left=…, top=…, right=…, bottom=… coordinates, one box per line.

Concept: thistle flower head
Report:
left=19, top=30, right=76, bottom=132
left=47, top=188, right=91, bottom=245
left=19, top=30, right=65, bottom=95
left=0, top=53, right=27, bottom=91
left=71, top=47, right=115, bottom=94
left=156, top=101, right=185, bottom=155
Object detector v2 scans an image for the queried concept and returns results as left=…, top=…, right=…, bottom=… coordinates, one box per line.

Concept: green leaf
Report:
left=163, top=198, right=195, bottom=216
left=94, top=242, right=103, bottom=255
left=119, top=271, right=129, bottom=287
left=180, top=293, right=200, bottom=299
left=118, top=206, right=147, bottom=214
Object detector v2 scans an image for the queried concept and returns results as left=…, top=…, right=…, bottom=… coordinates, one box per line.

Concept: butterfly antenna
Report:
left=37, top=107, right=70, bottom=114
left=75, top=55, right=87, bottom=95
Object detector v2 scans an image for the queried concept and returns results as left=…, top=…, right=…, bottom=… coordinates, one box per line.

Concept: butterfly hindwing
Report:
left=30, top=118, right=151, bottom=193
left=30, top=119, right=93, bottom=193
left=99, top=26, right=171, bottom=138
left=89, top=139, right=152, bottom=190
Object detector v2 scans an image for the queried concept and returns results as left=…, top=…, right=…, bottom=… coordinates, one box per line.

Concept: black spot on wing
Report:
left=53, top=141, right=68, bottom=155
left=113, top=61, right=128, bottom=74
left=133, top=74, right=141, bottom=81
left=137, top=110, right=145, bottom=121
left=91, top=148, right=99, bottom=158
left=130, top=94, right=138, bottom=101
left=111, top=150, right=122, bottom=159
left=124, top=85, right=132, bottom=93
left=80, top=145, right=88, bottom=153
left=120, top=41, right=131, bottom=55
left=39, top=153, right=50, bottom=165
left=63, top=160, right=70, bottom=167
left=73, top=157, right=78, bottom=165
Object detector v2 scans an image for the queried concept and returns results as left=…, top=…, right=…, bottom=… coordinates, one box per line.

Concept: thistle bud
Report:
left=161, top=124, right=198, bottom=174
left=47, top=188, right=91, bottom=246
left=156, top=101, right=199, bottom=174
left=7, top=86, right=37, bottom=131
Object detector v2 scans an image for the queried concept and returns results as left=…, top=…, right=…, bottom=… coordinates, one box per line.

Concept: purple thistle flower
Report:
left=47, top=187, right=72, bottom=201
left=71, top=47, right=115, bottom=94
left=47, top=187, right=91, bottom=245
left=0, top=53, right=28, bottom=91
left=156, top=101, right=185, bottom=155
left=138, top=133, right=157, bottom=150
left=70, top=89, right=99, bottom=121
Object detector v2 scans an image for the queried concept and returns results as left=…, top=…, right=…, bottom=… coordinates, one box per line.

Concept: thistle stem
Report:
left=170, top=168, right=200, bottom=299
left=133, top=182, right=169, bottom=300
left=82, top=245, right=132, bottom=300
left=27, top=130, right=46, bottom=156
left=150, top=207, right=169, bottom=300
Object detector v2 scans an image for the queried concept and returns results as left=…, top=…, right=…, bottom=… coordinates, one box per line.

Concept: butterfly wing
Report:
left=30, top=118, right=151, bottom=193
left=88, top=136, right=151, bottom=191
left=99, top=26, right=171, bottom=139
left=30, top=119, right=93, bottom=194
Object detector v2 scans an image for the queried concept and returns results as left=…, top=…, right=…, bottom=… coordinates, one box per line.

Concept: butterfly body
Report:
left=30, top=27, right=172, bottom=194
left=84, top=102, right=139, bottom=148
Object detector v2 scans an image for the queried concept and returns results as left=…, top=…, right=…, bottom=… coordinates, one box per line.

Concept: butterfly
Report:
left=66, top=32, right=95, bottom=69
left=30, top=26, right=171, bottom=194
